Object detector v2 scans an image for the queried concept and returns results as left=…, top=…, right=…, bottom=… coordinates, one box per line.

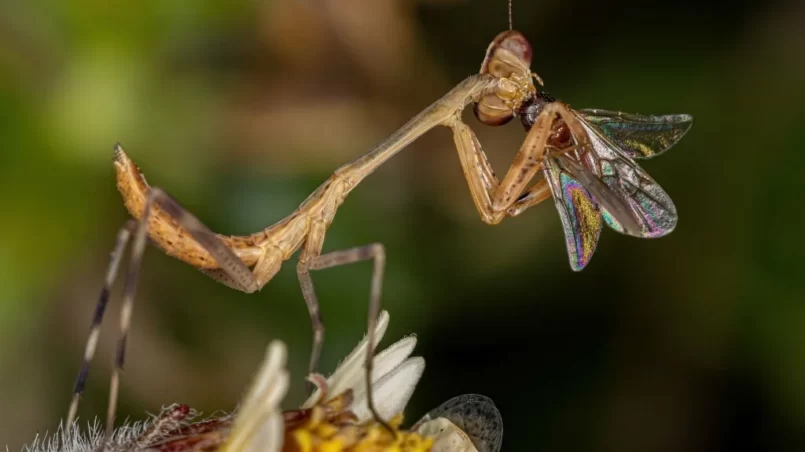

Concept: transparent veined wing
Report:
left=577, top=109, right=693, bottom=159
left=543, top=156, right=603, bottom=271
left=414, top=394, right=503, bottom=452
left=572, top=112, right=678, bottom=238
left=556, top=156, right=643, bottom=235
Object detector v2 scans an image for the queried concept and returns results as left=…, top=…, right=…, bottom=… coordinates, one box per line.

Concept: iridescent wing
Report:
left=543, top=156, right=603, bottom=271
left=555, top=156, right=644, bottom=234
left=577, top=109, right=693, bottom=159
left=415, top=394, right=503, bottom=452
left=570, top=111, right=679, bottom=238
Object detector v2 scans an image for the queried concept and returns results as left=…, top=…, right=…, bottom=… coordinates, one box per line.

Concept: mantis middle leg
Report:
left=296, top=217, right=392, bottom=430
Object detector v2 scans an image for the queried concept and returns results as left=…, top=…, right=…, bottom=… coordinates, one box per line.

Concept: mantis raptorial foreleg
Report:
left=506, top=146, right=592, bottom=218
left=448, top=102, right=564, bottom=224
left=450, top=120, right=503, bottom=224
left=506, top=179, right=551, bottom=217
left=491, top=102, right=562, bottom=211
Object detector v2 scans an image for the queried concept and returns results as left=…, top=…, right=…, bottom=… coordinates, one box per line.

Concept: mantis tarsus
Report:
left=67, top=29, right=692, bottom=439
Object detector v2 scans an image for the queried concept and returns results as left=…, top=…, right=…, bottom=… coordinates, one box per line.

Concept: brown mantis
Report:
left=67, top=28, right=692, bottom=439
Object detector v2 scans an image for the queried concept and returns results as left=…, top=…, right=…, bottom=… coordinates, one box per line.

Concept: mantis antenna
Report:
left=508, top=0, right=513, bottom=30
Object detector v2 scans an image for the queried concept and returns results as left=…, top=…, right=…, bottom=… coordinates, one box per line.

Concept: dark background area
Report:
left=1, top=0, right=804, bottom=450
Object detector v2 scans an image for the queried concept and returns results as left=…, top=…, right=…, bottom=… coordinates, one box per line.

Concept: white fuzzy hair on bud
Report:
left=22, top=407, right=184, bottom=452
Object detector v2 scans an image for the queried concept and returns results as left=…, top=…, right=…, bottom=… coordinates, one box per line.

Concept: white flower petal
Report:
left=369, top=335, right=418, bottom=384
left=350, top=356, right=425, bottom=422
left=349, top=335, right=418, bottom=400
left=245, top=410, right=284, bottom=452
left=222, top=340, right=289, bottom=452
left=301, top=311, right=424, bottom=422
left=303, top=310, right=390, bottom=408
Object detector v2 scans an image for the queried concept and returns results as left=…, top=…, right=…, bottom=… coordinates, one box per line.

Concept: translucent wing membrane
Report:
left=577, top=109, right=693, bottom=159
left=543, top=157, right=603, bottom=271
left=574, top=113, right=678, bottom=237
left=417, top=394, right=503, bottom=452
left=556, top=156, right=642, bottom=235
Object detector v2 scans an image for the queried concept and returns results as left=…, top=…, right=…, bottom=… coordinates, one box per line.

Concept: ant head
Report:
left=474, top=30, right=535, bottom=126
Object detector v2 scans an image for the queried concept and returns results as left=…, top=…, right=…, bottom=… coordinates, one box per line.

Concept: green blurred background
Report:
left=2, top=0, right=804, bottom=450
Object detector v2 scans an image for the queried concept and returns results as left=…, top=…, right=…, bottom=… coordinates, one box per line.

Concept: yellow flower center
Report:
left=288, top=408, right=434, bottom=452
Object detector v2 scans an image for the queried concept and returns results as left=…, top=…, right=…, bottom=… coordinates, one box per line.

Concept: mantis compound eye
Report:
left=474, top=30, right=534, bottom=127
left=474, top=96, right=514, bottom=126
left=479, top=30, right=533, bottom=79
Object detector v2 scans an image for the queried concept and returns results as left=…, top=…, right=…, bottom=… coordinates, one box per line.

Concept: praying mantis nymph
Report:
left=67, top=29, right=692, bottom=438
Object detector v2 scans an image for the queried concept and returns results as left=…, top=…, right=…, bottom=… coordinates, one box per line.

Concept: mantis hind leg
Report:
left=66, top=220, right=135, bottom=429
left=68, top=163, right=263, bottom=443
left=296, top=222, right=391, bottom=431
left=105, top=187, right=261, bottom=442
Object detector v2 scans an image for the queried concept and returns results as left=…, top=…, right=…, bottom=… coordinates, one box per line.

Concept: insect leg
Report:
left=295, top=221, right=329, bottom=382
left=66, top=220, right=135, bottom=428
left=308, top=243, right=389, bottom=431
left=491, top=102, right=562, bottom=211
left=507, top=136, right=589, bottom=218
left=448, top=104, right=562, bottom=222
left=141, top=187, right=260, bottom=293
left=507, top=178, right=551, bottom=217
left=104, top=189, right=155, bottom=442
left=449, top=120, right=505, bottom=225
left=105, top=184, right=262, bottom=441
left=296, top=221, right=392, bottom=431
left=113, top=144, right=262, bottom=293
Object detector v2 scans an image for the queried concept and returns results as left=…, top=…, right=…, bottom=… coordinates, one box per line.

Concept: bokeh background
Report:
left=2, top=0, right=804, bottom=450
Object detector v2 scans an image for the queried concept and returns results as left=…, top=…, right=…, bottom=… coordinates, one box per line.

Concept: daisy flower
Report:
left=23, top=311, right=502, bottom=452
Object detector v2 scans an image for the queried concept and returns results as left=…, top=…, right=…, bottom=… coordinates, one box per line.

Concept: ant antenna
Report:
left=508, top=0, right=513, bottom=30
